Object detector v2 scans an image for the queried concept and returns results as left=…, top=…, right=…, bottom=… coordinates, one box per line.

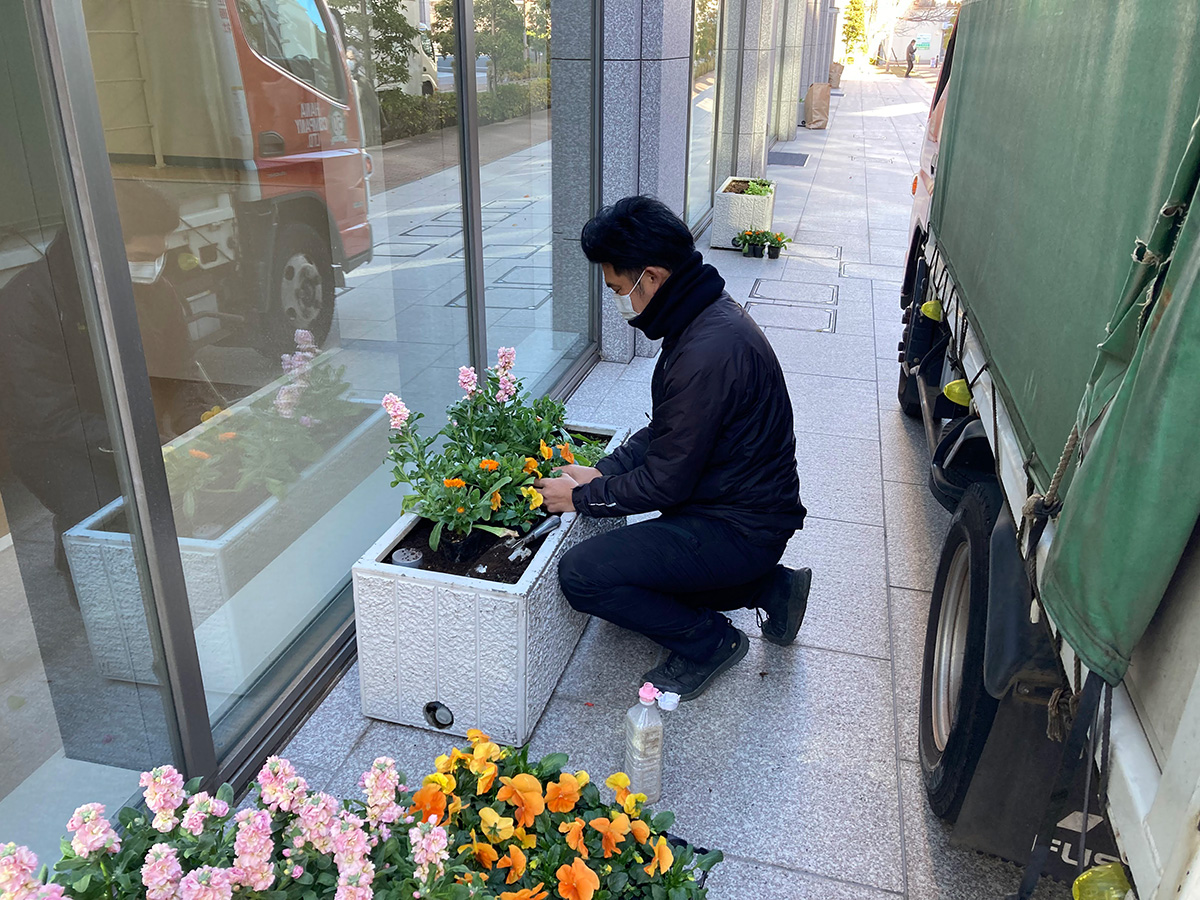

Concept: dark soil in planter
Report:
left=392, top=517, right=555, bottom=584
left=723, top=179, right=752, bottom=194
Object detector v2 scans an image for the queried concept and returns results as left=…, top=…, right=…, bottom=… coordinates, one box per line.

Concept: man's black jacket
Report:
left=572, top=250, right=807, bottom=546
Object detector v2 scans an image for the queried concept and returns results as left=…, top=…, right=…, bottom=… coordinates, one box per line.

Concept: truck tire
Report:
left=919, top=481, right=1003, bottom=821
left=268, top=223, right=335, bottom=351
left=897, top=259, right=928, bottom=418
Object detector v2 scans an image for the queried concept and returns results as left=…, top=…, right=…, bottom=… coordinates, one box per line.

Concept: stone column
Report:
left=712, top=0, right=778, bottom=189
left=598, top=0, right=691, bottom=360
left=770, top=0, right=808, bottom=142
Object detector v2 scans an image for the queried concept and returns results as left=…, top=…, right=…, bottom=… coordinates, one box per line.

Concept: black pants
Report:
left=558, top=514, right=787, bottom=662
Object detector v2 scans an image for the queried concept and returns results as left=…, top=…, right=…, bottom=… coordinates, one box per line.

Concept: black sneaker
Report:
left=756, top=566, right=811, bottom=646
left=642, top=624, right=750, bottom=701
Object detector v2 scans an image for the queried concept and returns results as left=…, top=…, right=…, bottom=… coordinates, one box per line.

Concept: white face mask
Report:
left=614, top=269, right=646, bottom=321
left=128, top=255, right=165, bottom=285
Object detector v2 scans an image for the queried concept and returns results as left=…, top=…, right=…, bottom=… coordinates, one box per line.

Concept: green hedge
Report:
left=378, top=79, right=551, bottom=142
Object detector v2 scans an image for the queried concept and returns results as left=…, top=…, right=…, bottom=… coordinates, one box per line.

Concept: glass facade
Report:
left=2, top=0, right=593, bottom=857
left=684, top=0, right=720, bottom=229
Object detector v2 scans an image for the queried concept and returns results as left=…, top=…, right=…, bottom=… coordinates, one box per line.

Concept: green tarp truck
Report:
left=895, top=2, right=1200, bottom=897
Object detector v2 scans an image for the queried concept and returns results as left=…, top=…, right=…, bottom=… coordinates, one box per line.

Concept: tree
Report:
left=525, top=0, right=551, bottom=61
left=431, top=0, right=527, bottom=88
left=842, top=0, right=866, bottom=54
left=328, top=0, right=421, bottom=88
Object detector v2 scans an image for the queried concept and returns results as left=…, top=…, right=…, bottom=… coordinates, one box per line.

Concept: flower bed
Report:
left=708, top=177, right=775, bottom=251
left=0, top=735, right=721, bottom=900
left=63, top=334, right=387, bottom=685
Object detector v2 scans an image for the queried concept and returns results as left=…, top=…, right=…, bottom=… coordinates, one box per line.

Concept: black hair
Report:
left=113, top=179, right=180, bottom=239
left=580, top=196, right=695, bottom=276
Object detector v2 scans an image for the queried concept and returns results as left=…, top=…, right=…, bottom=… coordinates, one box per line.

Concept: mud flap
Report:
left=950, top=690, right=1123, bottom=882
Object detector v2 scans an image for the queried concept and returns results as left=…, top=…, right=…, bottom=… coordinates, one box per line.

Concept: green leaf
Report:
left=73, top=875, right=91, bottom=892
left=608, top=871, right=629, bottom=893
left=669, top=888, right=689, bottom=900
left=537, top=752, right=569, bottom=775
left=429, top=520, right=444, bottom=551
left=651, top=811, right=675, bottom=832
left=185, top=776, right=204, bottom=794
left=651, top=885, right=668, bottom=900
left=216, top=783, right=235, bottom=806
left=694, top=850, right=723, bottom=872
left=117, top=806, right=140, bottom=828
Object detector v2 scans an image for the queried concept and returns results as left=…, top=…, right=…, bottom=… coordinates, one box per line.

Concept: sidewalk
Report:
left=282, top=69, right=1070, bottom=898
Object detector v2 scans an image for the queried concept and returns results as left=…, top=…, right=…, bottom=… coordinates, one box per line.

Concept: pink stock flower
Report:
left=361, top=758, right=403, bottom=827
left=409, top=823, right=449, bottom=883
left=257, top=757, right=308, bottom=813
left=274, top=384, right=302, bottom=419
left=0, top=843, right=38, bottom=895
left=180, top=793, right=229, bottom=837
left=28, top=883, right=69, bottom=900
left=496, top=346, right=516, bottom=372
left=179, top=867, right=233, bottom=900
left=457, top=366, right=478, bottom=396
left=496, top=372, right=517, bottom=403
left=231, top=810, right=275, bottom=892
left=290, top=791, right=338, bottom=854
left=381, top=393, right=411, bottom=431
left=294, top=329, right=316, bottom=351
left=66, top=804, right=120, bottom=858
left=141, top=844, right=183, bottom=900
left=290, top=866, right=303, bottom=880
left=140, top=766, right=186, bottom=832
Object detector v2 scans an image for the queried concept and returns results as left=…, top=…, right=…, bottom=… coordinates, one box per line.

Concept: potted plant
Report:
left=709, top=176, right=776, bottom=250
left=732, top=230, right=756, bottom=257
left=63, top=331, right=388, bottom=686
left=354, top=348, right=628, bottom=745
left=2, top=743, right=722, bottom=900
left=766, top=231, right=792, bottom=259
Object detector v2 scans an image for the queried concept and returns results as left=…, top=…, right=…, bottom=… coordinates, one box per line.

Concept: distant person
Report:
left=537, top=197, right=811, bottom=701
left=876, top=40, right=887, bottom=66
left=906, top=40, right=917, bottom=77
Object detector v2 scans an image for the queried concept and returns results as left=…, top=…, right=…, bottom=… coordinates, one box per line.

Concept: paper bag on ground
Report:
left=803, top=82, right=830, bottom=129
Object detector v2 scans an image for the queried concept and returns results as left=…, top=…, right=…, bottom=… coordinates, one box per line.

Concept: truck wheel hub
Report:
left=281, top=254, right=323, bottom=325
left=932, top=543, right=971, bottom=753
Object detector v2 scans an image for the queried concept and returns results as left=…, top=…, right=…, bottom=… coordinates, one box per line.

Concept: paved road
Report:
left=370, top=108, right=550, bottom=193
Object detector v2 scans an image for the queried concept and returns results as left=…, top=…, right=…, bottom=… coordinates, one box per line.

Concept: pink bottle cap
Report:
left=638, top=682, right=662, bottom=703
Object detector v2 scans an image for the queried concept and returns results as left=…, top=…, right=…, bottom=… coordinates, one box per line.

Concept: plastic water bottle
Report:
left=625, top=683, right=667, bottom=803
left=1072, top=863, right=1133, bottom=900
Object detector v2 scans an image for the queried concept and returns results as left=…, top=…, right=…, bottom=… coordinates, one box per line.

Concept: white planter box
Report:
left=352, top=422, right=630, bottom=746
left=64, top=394, right=388, bottom=687
left=709, top=176, right=777, bottom=251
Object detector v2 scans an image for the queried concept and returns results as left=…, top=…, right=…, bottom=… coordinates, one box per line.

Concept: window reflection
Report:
left=685, top=0, right=720, bottom=228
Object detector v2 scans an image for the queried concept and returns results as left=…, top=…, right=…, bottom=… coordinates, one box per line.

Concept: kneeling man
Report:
left=535, top=196, right=810, bottom=701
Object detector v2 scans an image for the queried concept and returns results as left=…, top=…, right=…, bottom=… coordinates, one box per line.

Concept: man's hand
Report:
left=535, top=471, right=580, bottom=513
left=554, top=464, right=602, bottom=486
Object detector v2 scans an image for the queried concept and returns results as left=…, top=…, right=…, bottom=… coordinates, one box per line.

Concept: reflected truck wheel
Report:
left=268, top=222, right=334, bottom=352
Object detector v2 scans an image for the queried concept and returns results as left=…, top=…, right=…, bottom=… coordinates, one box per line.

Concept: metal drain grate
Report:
left=767, top=150, right=809, bottom=166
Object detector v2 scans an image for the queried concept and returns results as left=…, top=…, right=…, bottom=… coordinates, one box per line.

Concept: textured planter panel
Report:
left=63, top=399, right=388, bottom=685
left=353, top=422, right=630, bottom=746
left=709, top=176, right=776, bottom=250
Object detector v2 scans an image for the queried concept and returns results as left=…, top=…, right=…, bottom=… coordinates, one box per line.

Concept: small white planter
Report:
left=64, top=393, right=387, bottom=687
left=352, top=422, right=630, bottom=746
left=709, top=176, right=776, bottom=251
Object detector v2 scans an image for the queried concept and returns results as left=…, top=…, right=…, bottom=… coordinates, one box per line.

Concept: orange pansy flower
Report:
left=491, top=491, right=502, bottom=511
left=480, top=458, right=500, bottom=472
left=604, top=772, right=631, bottom=805
left=556, top=444, right=575, bottom=464
left=514, top=826, right=537, bottom=850
left=476, top=761, right=499, bottom=794
left=497, top=845, right=527, bottom=884
left=496, top=773, right=545, bottom=828
left=545, top=772, right=582, bottom=814
left=523, top=457, right=541, bottom=476
left=444, top=477, right=466, bottom=488
left=643, top=835, right=674, bottom=876
left=457, top=831, right=499, bottom=869
left=466, top=728, right=490, bottom=746
left=630, top=818, right=651, bottom=844
left=558, top=817, right=588, bottom=859
left=189, top=449, right=211, bottom=460
left=500, top=884, right=548, bottom=900
left=539, top=439, right=553, bottom=460
left=555, top=857, right=599, bottom=900
left=409, top=783, right=446, bottom=825
left=588, top=813, right=631, bottom=858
